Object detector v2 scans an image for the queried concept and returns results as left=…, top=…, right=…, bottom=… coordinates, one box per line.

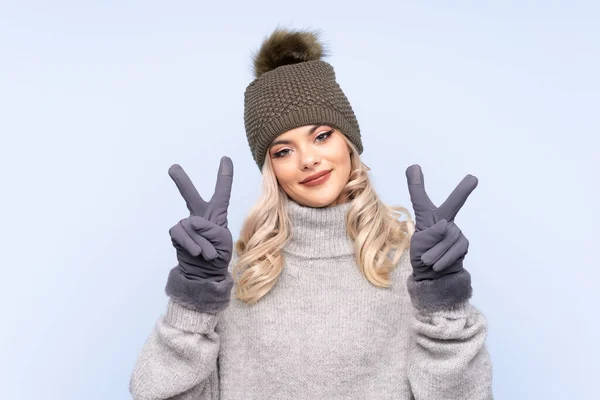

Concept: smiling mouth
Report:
left=301, top=170, right=332, bottom=186
left=301, top=170, right=332, bottom=184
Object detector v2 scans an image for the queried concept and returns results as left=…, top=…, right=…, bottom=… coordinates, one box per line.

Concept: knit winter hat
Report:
left=243, top=28, right=363, bottom=170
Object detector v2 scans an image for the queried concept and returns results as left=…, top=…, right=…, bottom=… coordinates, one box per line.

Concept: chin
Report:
left=293, top=190, right=343, bottom=208
left=309, top=199, right=336, bottom=208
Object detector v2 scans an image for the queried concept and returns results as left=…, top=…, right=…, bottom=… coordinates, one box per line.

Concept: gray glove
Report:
left=168, top=157, right=234, bottom=282
left=406, top=164, right=478, bottom=281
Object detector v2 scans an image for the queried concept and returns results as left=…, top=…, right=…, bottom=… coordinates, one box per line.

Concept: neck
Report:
left=283, top=198, right=354, bottom=259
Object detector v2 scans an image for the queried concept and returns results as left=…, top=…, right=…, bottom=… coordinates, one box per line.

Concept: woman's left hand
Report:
left=405, top=164, right=479, bottom=281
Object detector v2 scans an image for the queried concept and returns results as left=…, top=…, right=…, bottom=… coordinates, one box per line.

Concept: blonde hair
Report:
left=233, top=135, right=415, bottom=305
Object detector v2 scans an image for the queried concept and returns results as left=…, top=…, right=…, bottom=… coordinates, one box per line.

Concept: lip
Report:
left=301, top=169, right=332, bottom=184
left=301, top=170, right=332, bottom=187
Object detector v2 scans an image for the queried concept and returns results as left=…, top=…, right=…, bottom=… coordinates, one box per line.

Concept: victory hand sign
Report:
left=168, top=156, right=234, bottom=282
left=165, top=156, right=236, bottom=313
left=406, top=164, right=478, bottom=281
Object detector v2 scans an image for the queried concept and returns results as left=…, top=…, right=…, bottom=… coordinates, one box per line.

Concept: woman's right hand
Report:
left=167, top=156, right=234, bottom=282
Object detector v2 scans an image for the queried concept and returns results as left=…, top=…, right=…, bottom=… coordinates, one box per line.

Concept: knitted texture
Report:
left=244, top=60, right=363, bottom=170
left=130, top=199, right=494, bottom=399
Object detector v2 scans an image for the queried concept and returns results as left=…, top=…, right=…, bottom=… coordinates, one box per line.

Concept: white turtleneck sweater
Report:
left=130, top=200, right=493, bottom=399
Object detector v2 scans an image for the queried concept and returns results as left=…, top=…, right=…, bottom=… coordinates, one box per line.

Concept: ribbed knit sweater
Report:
left=130, top=200, right=493, bottom=399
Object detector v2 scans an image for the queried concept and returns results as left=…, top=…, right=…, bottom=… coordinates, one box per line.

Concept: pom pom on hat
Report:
left=252, top=27, right=328, bottom=78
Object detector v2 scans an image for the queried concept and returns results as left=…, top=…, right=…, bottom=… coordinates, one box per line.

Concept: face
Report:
left=267, top=124, right=352, bottom=208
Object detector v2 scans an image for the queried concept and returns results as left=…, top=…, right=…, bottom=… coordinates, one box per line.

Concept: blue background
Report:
left=1, top=1, right=598, bottom=399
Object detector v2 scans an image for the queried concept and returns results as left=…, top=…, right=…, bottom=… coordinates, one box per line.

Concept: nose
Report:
left=300, top=148, right=321, bottom=170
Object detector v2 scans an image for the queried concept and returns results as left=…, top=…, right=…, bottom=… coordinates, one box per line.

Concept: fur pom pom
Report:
left=252, top=27, right=327, bottom=78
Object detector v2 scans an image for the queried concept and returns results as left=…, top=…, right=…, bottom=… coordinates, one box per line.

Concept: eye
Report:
left=273, top=148, right=291, bottom=158
left=316, top=129, right=334, bottom=142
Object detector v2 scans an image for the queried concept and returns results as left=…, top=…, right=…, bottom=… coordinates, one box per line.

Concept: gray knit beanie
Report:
left=243, top=28, right=363, bottom=171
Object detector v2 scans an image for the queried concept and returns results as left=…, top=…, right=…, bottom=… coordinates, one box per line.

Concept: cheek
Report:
left=273, top=164, right=297, bottom=187
left=332, top=141, right=351, bottom=167
left=338, top=150, right=352, bottom=181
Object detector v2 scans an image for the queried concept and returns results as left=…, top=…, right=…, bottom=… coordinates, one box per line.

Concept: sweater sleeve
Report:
left=129, top=298, right=229, bottom=400
left=129, top=258, right=235, bottom=400
left=405, top=270, right=494, bottom=399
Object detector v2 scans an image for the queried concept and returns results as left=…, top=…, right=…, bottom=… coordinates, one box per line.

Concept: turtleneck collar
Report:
left=283, top=198, right=355, bottom=259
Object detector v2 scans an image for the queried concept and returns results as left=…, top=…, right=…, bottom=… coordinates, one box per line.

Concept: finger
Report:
left=181, top=218, right=218, bottom=260
left=405, top=164, right=436, bottom=229
left=410, top=219, right=448, bottom=254
left=169, top=221, right=202, bottom=257
left=189, top=216, right=225, bottom=242
left=190, top=216, right=232, bottom=252
left=437, top=174, right=478, bottom=222
left=420, top=222, right=461, bottom=266
left=168, top=164, right=207, bottom=216
left=209, top=156, right=234, bottom=227
left=432, top=233, right=469, bottom=272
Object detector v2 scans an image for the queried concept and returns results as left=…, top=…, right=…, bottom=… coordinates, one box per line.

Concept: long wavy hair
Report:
left=233, top=135, right=415, bottom=305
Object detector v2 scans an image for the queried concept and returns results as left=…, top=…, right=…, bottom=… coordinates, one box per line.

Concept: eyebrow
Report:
left=269, top=125, right=323, bottom=148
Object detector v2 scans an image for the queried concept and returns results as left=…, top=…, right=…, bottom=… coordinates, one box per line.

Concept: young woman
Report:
left=130, top=28, right=493, bottom=399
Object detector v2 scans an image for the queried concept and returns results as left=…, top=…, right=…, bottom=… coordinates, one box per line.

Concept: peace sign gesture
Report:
left=406, top=164, right=478, bottom=232
left=405, top=164, right=478, bottom=281
left=167, top=156, right=234, bottom=282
